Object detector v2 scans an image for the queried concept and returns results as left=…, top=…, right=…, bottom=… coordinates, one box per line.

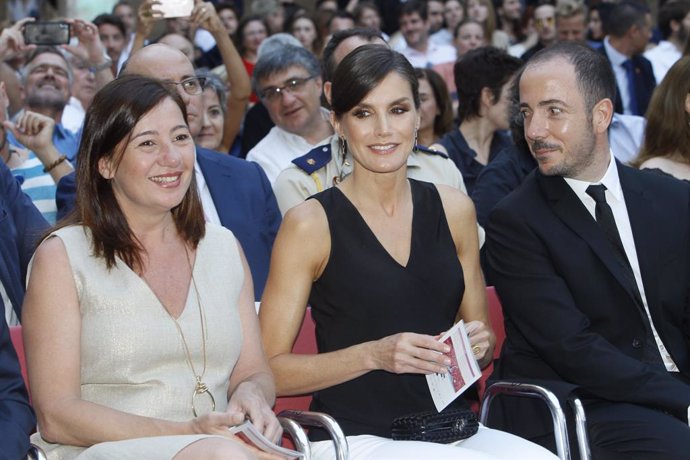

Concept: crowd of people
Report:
left=1, top=0, right=690, bottom=458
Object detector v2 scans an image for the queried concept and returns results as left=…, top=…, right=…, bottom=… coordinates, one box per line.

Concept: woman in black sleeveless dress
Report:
left=259, top=45, right=557, bottom=460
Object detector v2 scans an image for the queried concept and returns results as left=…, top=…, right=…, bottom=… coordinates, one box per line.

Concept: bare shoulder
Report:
left=32, top=234, right=69, bottom=267
left=277, top=198, right=331, bottom=275
left=282, top=198, right=329, bottom=237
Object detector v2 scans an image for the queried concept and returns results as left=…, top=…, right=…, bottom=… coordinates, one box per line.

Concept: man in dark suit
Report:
left=57, top=44, right=281, bottom=300
left=600, top=1, right=656, bottom=116
left=0, top=160, right=45, bottom=457
left=486, top=42, right=690, bottom=459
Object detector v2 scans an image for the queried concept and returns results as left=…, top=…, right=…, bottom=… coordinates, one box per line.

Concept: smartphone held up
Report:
left=23, top=22, right=70, bottom=46
left=158, top=0, right=194, bottom=18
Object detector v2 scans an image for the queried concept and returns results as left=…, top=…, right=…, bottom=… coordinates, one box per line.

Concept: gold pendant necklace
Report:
left=164, top=246, right=215, bottom=417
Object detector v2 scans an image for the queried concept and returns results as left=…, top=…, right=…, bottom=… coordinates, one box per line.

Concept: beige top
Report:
left=31, top=224, right=244, bottom=459
left=273, top=134, right=468, bottom=216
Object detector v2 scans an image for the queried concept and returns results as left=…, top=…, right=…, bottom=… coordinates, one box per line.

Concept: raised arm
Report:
left=4, top=110, right=74, bottom=183
left=192, top=1, right=250, bottom=152
left=22, top=237, right=241, bottom=446
left=437, top=184, right=495, bottom=368
left=130, top=0, right=164, bottom=57
left=64, top=19, right=114, bottom=88
left=259, top=200, right=452, bottom=397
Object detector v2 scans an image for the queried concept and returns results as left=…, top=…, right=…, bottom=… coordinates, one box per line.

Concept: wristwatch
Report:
left=89, top=57, right=112, bottom=73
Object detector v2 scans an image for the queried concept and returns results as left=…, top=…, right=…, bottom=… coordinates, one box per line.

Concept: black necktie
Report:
left=585, top=184, right=630, bottom=266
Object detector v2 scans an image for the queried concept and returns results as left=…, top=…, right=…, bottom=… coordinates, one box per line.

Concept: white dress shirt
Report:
left=644, top=40, right=681, bottom=84
left=399, top=42, right=457, bottom=68
left=564, top=151, right=678, bottom=373
left=194, top=156, right=221, bottom=226
left=603, top=37, right=635, bottom=115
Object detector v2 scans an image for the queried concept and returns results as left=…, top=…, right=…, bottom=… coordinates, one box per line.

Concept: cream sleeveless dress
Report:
left=31, top=224, right=244, bottom=459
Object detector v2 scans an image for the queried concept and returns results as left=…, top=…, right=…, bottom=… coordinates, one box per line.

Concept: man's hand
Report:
left=3, top=110, right=56, bottom=158
left=63, top=19, right=108, bottom=68
left=0, top=18, right=35, bottom=60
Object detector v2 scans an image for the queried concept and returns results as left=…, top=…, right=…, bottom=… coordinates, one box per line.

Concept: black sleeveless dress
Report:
left=308, top=179, right=467, bottom=440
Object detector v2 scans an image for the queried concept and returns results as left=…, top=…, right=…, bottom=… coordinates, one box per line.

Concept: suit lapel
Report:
left=537, top=172, right=645, bottom=311
left=618, top=164, right=660, bottom=313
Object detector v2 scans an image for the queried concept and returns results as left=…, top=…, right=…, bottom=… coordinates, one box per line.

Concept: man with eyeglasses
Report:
left=521, top=4, right=557, bottom=61
left=273, top=29, right=470, bottom=227
left=2, top=21, right=114, bottom=223
left=246, top=44, right=334, bottom=184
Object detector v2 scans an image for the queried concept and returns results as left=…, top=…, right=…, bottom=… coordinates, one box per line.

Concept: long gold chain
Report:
left=161, top=245, right=215, bottom=416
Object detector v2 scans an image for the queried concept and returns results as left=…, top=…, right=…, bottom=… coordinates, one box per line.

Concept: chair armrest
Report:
left=278, top=410, right=349, bottom=460
left=569, top=396, right=590, bottom=460
left=278, top=416, right=312, bottom=459
left=480, top=381, right=571, bottom=460
left=28, top=443, right=47, bottom=460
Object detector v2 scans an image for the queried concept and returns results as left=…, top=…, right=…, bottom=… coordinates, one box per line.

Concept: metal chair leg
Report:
left=480, top=381, right=571, bottom=460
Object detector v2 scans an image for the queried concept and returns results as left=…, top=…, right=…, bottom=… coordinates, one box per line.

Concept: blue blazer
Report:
left=599, top=47, right=656, bottom=116
left=0, top=161, right=43, bottom=458
left=56, top=147, right=281, bottom=300
left=196, top=147, right=281, bottom=299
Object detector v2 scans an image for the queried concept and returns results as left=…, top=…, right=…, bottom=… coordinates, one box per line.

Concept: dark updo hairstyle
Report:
left=330, top=45, right=420, bottom=119
left=58, top=74, right=205, bottom=271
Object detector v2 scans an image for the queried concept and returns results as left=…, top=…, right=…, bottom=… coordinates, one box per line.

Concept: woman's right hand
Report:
left=191, top=412, right=287, bottom=459
left=190, top=411, right=241, bottom=436
left=370, top=332, right=452, bottom=374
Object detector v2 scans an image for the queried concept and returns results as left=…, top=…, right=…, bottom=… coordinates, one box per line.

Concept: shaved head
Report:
left=123, top=44, right=203, bottom=136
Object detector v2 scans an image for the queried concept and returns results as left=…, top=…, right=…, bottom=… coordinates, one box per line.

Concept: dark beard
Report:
left=24, top=92, right=66, bottom=114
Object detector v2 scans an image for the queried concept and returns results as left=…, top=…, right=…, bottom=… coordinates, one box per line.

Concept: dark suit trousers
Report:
left=528, top=399, right=690, bottom=460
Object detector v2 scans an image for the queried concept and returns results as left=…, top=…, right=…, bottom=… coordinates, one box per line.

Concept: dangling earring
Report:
left=413, top=129, right=418, bottom=153
left=339, top=136, right=347, bottom=159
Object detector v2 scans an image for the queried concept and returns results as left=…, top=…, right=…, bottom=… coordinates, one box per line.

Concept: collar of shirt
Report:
left=564, top=149, right=622, bottom=218
left=604, top=36, right=628, bottom=67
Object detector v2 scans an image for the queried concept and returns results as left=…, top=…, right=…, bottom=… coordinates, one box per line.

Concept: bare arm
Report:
left=64, top=20, right=114, bottom=88
left=437, top=184, right=495, bottom=368
left=259, top=200, right=452, bottom=396
left=130, top=0, right=164, bottom=57
left=192, top=1, right=250, bottom=152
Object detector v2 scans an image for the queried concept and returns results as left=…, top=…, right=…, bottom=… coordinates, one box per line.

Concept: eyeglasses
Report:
left=259, top=76, right=316, bottom=102
left=29, top=64, right=70, bottom=79
left=535, top=16, right=555, bottom=28
left=163, top=76, right=207, bottom=96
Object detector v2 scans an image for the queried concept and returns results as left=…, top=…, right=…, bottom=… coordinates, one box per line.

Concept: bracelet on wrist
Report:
left=43, top=154, right=67, bottom=173
left=89, top=58, right=112, bottom=73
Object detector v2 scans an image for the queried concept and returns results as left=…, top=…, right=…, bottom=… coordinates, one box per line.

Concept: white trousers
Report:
left=310, top=424, right=558, bottom=460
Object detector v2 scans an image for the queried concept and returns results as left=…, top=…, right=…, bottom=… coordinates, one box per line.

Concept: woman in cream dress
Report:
left=22, top=75, right=281, bottom=459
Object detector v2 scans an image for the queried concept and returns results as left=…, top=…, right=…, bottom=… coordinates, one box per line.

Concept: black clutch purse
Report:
left=391, top=408, right=479, bottom=444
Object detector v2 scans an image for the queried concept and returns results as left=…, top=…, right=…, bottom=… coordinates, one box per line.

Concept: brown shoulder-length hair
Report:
left=632, top=56, right=690, bottom=168
left=414, top=68, right=454, bottom=139
left=55, top=74, right=205, bottom=271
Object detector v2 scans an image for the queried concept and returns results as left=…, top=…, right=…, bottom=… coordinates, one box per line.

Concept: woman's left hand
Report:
left=226, top=381, right=283, bottom=443
left=466, top=320, right=492, bottom=366
left=191, top=0, right=224, bottom=36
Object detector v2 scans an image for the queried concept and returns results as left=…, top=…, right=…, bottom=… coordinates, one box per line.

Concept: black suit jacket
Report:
left=599, top=46, right=656, bottom=116
left=485, top=163, right=690, bottom=438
